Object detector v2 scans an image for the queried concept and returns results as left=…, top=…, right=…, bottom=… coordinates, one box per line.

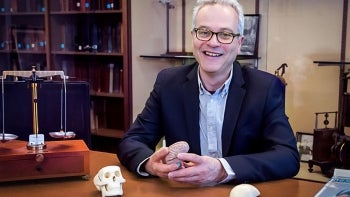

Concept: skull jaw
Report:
left=100, top=183, right=124, bottom=197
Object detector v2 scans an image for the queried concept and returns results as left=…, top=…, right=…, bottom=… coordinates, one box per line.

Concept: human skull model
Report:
left=93, top=165, right=126, bottom=197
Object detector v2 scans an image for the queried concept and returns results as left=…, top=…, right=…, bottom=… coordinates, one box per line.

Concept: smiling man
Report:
left=117, top=0, right=300, bottom=186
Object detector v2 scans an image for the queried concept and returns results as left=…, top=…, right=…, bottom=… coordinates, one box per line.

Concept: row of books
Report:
left=60, top=60, right=123, bottom=94
left=90, top=100, right=107, bottom=131
left=90, top=99, right=111, bottom=131
left=89, top=63, right=123, bottom=94
left=1, top=31, right=121, bottom=53
left=90, top=97, right=123, bottom=131
left=0, top=27, right=46, bottom=52
left=90, top=101, right=99, bottom=131
left=0, top=0, right=121, bottom=13
left=55, top=22, right=122, bottom=53
left=0, top=0, right=45, bottom=13
left=1, top=52, right=46, bottom=71
left=14, top=29, right=46, bottom=51
left=0, top=24, right=122, bottom=53
left=59, top=0, right=121, bottom=12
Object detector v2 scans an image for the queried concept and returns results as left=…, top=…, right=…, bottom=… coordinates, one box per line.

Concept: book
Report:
left=10, top=0, right=17, bottom=12
left=108, top=63, right=121, bottom=93
left=315, top=168, right=350, bottom=197
left=108, top=63, right=114, bottom=93
left=59, top=0, right=68, bottom=11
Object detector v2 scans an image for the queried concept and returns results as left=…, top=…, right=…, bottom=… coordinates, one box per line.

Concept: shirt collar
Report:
left=197, top=66, right=233, bottom=97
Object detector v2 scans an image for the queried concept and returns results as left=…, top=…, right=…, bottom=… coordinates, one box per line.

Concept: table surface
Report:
left=0, top=144, right=325, bottom=197
left=295, top=162, right=330, bottom=183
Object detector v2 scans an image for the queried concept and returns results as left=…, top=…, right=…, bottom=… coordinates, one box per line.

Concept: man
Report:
left=117, top=0, right=300, bottom=186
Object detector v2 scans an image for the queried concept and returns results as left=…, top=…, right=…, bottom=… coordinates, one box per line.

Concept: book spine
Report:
left=10, top=0, right=17, bottom=12
left=114, top=65, right=121, bottom=93
left=108, top=63, right=114, bottom=93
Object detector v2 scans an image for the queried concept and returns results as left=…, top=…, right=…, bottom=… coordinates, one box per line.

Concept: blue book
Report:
left=315, top=169, right=350, bottom=197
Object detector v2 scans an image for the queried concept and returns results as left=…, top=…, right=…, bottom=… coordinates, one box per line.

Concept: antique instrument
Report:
left=1, top=67, right=75, bottom=148
left=0, top=67, right=89, bottom=182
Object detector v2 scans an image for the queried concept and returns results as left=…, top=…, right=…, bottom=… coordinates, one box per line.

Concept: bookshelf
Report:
left=0, top=0, right=132, bottom=143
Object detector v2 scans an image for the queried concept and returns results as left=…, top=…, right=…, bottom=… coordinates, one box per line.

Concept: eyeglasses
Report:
left=193, top=28, right=240, bottom=44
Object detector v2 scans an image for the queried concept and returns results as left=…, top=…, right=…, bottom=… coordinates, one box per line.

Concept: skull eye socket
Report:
left=104, top=172, right=112, bottom=179
left=114, top=171, right=121, bottom=177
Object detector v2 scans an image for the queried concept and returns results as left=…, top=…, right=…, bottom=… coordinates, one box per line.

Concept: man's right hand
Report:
left=145, top=147, right=182, bottom=178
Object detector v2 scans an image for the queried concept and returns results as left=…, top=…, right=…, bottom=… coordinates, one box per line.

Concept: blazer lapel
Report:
left=182, top=64, right=201, bottom=154
left=222, top=62, right=246, bottom=156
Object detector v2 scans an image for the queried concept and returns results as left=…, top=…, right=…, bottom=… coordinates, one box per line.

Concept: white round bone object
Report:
left=229, top=184, right=260, bottom=197
left=93, top=165, right=126, bottom=197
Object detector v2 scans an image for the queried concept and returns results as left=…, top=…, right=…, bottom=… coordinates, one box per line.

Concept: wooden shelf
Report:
left=314, top=60, right=350, bottom=66
left=50, top=10, right=122, bottom=15
left=0, top=12, right=45, bottom=16
left=90, top=90, right=124, bottom=98
left=0, top=50, right=46, bottom=54
left=91, top=128, right=124, bottom=138
left=52, top=50, right=123, bottom=56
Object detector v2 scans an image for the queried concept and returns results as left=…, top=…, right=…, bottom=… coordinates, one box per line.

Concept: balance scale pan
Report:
left=49, top=131, right=76, bottom=139
left=0, top=133, right=18, bottom=142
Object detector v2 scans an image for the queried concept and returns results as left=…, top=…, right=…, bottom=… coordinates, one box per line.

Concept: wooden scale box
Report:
left=0, top=70, right=91, bottom=182
left=0, top=140, right=89, bottom=182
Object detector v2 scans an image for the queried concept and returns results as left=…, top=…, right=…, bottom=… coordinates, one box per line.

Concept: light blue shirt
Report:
left=198, top=67, right=236, bottom=183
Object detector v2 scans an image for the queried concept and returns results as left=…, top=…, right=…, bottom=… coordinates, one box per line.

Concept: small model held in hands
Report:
left=165, top=141, right=190, bottom=169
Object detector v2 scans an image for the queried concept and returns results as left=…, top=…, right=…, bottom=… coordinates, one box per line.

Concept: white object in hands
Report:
left=93, top=165, right=126, bottom=197
left=230, top=184, right=260, bottom=197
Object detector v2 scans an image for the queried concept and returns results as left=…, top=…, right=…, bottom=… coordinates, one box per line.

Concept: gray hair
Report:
left=192, top=0, right=244, bottom=35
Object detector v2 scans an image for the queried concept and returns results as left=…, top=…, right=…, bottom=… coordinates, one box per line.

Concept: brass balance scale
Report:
left=1, top=67, right=75, bottom=145
left=0, top=67, right=89, bottom=182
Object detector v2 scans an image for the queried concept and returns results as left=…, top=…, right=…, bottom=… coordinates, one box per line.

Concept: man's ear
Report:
left=238, top=35, right=244, bottom=45
left=236, top=36, right=244, bottom=54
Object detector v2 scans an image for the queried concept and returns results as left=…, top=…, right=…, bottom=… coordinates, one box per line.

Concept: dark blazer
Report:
left=117, top=61, right=300, bottom=183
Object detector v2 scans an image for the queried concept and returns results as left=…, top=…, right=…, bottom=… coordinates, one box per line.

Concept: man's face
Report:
left=191, top=4, right=243, bottom=76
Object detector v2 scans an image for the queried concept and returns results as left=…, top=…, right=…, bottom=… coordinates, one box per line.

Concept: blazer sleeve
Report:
left=116, top=64, right=197, bottom=173
left=116, top=69, right=166, bottom=173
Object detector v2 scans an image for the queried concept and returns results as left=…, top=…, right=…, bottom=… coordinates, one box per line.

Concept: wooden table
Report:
left=0, top=147, right=324, bottom=197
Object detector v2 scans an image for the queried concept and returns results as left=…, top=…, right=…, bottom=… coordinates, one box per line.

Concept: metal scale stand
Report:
left=1, top=67, right=75, bottom=146
left=0, top=67, right=90, bottom=182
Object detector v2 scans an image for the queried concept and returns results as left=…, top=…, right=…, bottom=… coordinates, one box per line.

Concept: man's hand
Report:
left=144, top=147, right=182, bottom=178
left=167, top=153, right=227, bottom=186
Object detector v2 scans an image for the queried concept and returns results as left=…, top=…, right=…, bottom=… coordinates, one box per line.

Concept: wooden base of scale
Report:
left=0, top=140, right=90, bottom=182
